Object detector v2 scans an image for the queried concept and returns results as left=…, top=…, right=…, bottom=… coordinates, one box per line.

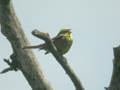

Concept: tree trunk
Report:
left=0, top=0, right=53, bottom=90
left=107, top=46, right=120, bottom=90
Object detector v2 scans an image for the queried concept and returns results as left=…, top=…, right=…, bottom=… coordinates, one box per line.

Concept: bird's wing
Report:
left=52, top=35, right=65, bottom=41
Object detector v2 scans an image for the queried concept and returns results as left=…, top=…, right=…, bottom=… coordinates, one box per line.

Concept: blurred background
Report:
left=0, top=0, right=120, bottom=90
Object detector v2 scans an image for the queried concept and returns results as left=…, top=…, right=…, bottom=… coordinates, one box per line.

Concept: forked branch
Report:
left=31, top=29, right=85, bottom=90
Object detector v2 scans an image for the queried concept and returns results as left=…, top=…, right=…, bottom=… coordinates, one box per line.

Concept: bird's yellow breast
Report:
left=63, top=33, right=73, bottom=41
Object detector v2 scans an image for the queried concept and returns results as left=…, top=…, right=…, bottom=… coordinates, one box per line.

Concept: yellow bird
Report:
left=23, top=28, right=73, bottom=55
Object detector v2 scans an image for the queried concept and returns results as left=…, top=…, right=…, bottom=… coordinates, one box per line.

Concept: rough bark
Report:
left=0, top=0, right=53, bottom=90
left=106, top=45, right=120, bottom=90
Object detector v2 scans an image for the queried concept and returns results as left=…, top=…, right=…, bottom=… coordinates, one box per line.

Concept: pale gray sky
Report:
left=0, top=0, right=120, bottom=90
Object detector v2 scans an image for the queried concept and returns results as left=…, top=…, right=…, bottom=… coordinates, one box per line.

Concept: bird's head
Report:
left=57, top=28, right=73, bottom=41
left=58, top=28, right=72, bottom=35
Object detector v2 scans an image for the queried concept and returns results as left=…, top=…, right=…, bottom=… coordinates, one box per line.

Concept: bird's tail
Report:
left=23, top=44, right=45, bottom=49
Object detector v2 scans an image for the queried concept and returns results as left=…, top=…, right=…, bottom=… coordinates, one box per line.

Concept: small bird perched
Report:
left=23, top=28, right=73, bottom=55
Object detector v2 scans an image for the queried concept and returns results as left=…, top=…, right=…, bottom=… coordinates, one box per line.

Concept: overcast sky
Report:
left=0, top=0, right=120, bottom=90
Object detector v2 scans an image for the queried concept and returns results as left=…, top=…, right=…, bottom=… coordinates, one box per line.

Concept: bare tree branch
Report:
left=0, top=0, right=53, bottom=90
left=107, top=45, right=120, bottom=90
left=31, top=29, right=85, bottom=90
